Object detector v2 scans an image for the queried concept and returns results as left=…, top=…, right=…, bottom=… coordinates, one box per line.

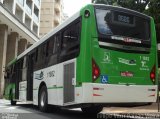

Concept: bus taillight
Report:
left=150, top=65, right=156, bottom=84
left=92, top=59, right=100, bottom=82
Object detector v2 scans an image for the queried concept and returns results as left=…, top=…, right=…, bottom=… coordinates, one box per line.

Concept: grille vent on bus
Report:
left=63, top=62, right=75, bottom=103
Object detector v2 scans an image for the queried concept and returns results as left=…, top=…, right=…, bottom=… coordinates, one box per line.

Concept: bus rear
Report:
left=81, top=5, right=158, bottom=104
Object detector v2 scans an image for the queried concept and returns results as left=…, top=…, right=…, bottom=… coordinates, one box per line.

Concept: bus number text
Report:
left=47, top=71, right=55, bottom=78
left=118, top=15, right=130, bottom=24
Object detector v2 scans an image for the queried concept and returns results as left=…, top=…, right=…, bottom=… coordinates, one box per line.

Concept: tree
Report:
left=92, top=0, right=109, bottom=4
left=92, top=0, right=149, bottom=13
left=145, top=0, right=160, bottom=41
left=118, top=0, right=149, bottom=13
left=92, top=0, right=117, bottom=5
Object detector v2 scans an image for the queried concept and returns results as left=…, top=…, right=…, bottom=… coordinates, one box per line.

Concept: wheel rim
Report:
left=40, top=91, right=46, bottom=107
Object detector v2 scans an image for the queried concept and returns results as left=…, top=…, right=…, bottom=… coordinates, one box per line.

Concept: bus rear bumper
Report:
left=82, top=83, right=157, bottom=103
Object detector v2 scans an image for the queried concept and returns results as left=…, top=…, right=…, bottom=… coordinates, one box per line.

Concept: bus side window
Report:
left=46, top=41, right=49, bottom=57
left=11, top=64, right=17, bottom=83
left=45, top=34, right=59, bottom=67
left=22, top=56, right=27, bottom=81
left=35, top=49, right=38, bottom=62
left=37, top=45, right=44, bottom=69
left=60, top=20, right=81, bottom=62
left=46, top=35, right=56, bottom=57
left=53, top=35, right=59, bottom=54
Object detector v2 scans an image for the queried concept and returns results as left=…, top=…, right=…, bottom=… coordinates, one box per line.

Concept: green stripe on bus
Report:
left=48, top=86, right=63, bottom=89
left=33, top=85, right=82, bottom=90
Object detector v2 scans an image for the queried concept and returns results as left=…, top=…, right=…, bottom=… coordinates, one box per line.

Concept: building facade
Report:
left=39, top=0, right=64, bottom=37
left=0, top=0, right=41, bottom=98
left=2, top=0, right=41, bottom=35
left=62, top=13, right=69, bottom=22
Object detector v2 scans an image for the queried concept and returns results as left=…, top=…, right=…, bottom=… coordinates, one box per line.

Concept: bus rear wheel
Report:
left=38, top=86, right=48, bottom=112
left=81, top=105, right=103, bottom=114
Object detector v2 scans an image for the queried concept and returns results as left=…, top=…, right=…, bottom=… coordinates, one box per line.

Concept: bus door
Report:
left=27, top=54, right=34, bottom=101
left=63, top=62, right=75, bottom=103
left=59, top=29, right=77, bottom=103
left=14, top=64, right=19, bottom=99
left=14, top=60, right=23, bottom=99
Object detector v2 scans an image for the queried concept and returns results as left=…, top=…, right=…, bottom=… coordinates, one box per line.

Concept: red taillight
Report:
left=150, top=65, right=156, bottom=84
left=150, top=73, right=155, bottom=79
left=92, top=59, right=100, bottom=82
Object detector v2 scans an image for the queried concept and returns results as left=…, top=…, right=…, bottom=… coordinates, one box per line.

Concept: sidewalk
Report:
left=100, top=103, right=160, bottom=118
left=0, top=99, right=10, bottom=104
left=102, top=103, right=160, bottom=113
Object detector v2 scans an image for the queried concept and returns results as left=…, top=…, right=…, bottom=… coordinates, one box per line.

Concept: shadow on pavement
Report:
left=14, top=104, right=99, bottom=119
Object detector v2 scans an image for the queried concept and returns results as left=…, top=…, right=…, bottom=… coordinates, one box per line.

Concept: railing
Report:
left=15, top=13, right=23, bottom=22
left=25, top=22, right=31, bottom=29
left=33, top=26, right=38, bottom=34
left=34, top=0, right=40, bottom=7
left=17, top=0, right=24, bottom=6
left=3, top=1, right=13, bottom=13
left=33, top=13, right=39, bottom=23
left=25, top=19, right=31, bottom=29
left=25, top=4, right=32, bottom=15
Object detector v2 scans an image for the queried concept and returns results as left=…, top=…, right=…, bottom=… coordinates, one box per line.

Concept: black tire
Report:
left=81, top=106, right=103, bottom=114
left=38, top=86, right=48, bottom=112
left=10, top=92, right=16, bottom=105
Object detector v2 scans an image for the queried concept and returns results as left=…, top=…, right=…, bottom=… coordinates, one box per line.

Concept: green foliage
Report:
left=118, top=0, right=149, bottom=13
left=92, top=0, right=149, bottom=12
left=145, top=0, right=160, bottom=41
left=92, top=0, right=109, bottom=4
left=92, top=0, right=120, bottom=5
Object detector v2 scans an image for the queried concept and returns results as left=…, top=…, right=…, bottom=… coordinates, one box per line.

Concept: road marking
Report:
left=6, top=107, right=17, bottom=110
left=69, top=108, right=81, bottom=111
left=0, top=105, right=8, bottom=108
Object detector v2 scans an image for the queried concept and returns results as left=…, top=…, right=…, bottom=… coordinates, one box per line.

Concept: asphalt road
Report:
left=0, top=100, right=99, bottom=119
left=0, top=100, right=160, bottom=119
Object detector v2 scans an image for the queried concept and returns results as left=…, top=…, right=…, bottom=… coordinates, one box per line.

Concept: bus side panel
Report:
left=33, top=59, right=77, bottom=106
left=76, top=5, right=94, bottom=85
left=82, top=83, right=157, bottom=103
left=33, top=64, right=58, bottom=105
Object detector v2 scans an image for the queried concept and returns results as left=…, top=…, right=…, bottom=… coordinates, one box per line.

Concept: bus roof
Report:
left=93, top=4, right=151, bottom=19
left=17, top=11, right=80, bottom=60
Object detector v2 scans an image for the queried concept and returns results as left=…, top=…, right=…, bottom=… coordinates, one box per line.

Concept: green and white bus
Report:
left=4, top=4, right=158, bottom=113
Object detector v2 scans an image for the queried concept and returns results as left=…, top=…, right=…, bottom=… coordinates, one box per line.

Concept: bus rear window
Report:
left=95, top=9, right=150, bottom=44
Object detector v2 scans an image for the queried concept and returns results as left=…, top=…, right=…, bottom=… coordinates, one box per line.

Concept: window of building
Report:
left=55, top=0, right=60, bottom=3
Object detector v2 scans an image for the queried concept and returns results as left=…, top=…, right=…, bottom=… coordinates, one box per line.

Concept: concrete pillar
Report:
left=6, top=32, right=19, bottom=65
left=0, top=24, right=8, bottom=98
left=18, top=39, right=27, bottom=55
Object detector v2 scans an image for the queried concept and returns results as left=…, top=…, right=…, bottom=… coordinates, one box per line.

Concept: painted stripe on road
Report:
left=6, top=107, right=17, bottom=110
